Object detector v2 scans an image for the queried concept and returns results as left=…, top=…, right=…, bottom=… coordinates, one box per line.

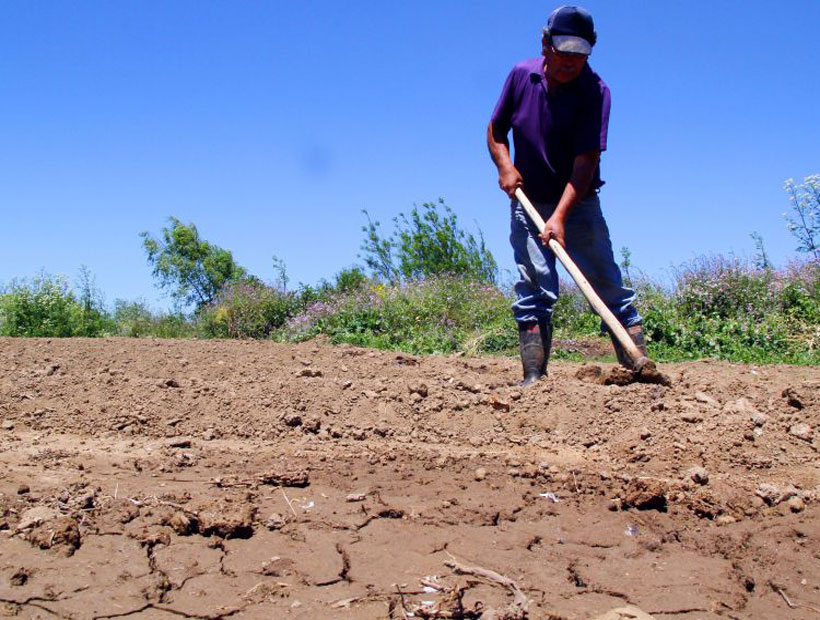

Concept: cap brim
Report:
left=551, top=35, right=591, bottom=55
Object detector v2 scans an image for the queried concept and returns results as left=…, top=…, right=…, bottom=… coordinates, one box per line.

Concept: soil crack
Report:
left=315, top=543, right=352, bottom=586
left=0, top=597, right=67, bottom=619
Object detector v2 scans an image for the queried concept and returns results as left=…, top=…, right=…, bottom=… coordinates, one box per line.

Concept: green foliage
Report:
left=638, top=256, right=820, bottom=364
left=278, top=275, right=514, bottom=356
left=749, top=231, right=771, bottom=270
left=674, top=255, right=775, bottom=321
left=784, top=175, right=820, bottom=260
left=333, top=266, right=368, bottom=294
left=75, top=266, right=116, bottom=337
left=619, top=246, right=633, bottom=287
left=551, top=280, right=601, bottom=337
left=360, top=200, right=498, bottom=284
left=198, top=280, right=301, bottom=339
left=112, top=300, right=194, bottom=338
left=0, top=271, right=113, bottom=337
left=141, top=217, right=249, bottom=309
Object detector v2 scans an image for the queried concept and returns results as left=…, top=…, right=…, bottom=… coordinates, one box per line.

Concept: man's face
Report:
left=542, top=37, right=588, bottom=84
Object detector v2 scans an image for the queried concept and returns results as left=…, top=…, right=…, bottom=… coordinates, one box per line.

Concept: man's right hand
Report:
left=498, top=166, right=524, bottom=198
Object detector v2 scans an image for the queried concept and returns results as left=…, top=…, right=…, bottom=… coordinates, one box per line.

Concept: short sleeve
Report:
left=573, top=81, right=610, bottom=155
left=490, top=67, right=519, bottom=134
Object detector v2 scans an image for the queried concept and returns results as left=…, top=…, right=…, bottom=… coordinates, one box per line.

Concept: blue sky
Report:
left=1, top=1, right=818, bottom=309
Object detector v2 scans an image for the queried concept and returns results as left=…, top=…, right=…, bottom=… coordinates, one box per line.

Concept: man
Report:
left=487, top=5, right=647, bottom=386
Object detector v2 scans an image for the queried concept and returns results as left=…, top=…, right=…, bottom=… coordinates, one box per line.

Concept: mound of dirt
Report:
left=0, top=337, right=818, bottom=619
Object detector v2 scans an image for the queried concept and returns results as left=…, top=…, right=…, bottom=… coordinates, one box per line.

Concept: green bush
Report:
left=198, top=280, right=301, bottom=339
left=0, top=272, right=112, bottom=337
left=638, top=257, right=820, bottom=363
left=112, top=300, right=194, bottom=339
left=277, top=275, right=514, bottom=355
left=551, top=280, right=601, bottom=337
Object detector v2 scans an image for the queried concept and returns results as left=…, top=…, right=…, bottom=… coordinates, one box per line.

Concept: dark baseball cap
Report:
left=545, top=5, right=597, bottom=55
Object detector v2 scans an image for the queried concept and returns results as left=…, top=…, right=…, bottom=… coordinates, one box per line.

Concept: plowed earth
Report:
left=0, top=337, right=818, bottom=619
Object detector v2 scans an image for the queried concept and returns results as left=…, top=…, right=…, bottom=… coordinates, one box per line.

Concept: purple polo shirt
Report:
left=491, top=58, right=610, bottom=203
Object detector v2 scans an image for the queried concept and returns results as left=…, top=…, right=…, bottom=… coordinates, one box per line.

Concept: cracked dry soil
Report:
left=0, top=337, right=819, bottom=619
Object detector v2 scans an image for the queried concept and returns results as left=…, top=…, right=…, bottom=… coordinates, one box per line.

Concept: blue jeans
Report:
left=509, top=194, right=642, bottom=328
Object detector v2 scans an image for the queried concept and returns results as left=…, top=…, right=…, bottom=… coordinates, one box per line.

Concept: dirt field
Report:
left=1, top=337, right=818, bottom=619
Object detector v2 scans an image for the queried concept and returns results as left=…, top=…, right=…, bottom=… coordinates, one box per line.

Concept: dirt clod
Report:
left=623, top=478, right=668, bottom=511
left=27, top=517, right=82, bottom=555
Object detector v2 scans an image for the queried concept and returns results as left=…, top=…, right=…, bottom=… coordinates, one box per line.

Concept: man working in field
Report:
left=488, top=5, right=647, bottom=386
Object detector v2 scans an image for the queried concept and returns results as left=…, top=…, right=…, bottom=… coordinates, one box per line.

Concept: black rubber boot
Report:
left=519, top=320, right=552, bottom=386
left=610, top=324, right=649, bottom=371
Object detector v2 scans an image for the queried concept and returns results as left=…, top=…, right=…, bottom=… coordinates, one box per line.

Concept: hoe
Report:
left=514, top=187, right=668, bottom=385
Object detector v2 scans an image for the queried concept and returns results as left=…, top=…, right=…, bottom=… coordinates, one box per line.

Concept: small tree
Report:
left=141, top=217, right=248, bottom=310
left=749, top=231, right=771, bottom=270
left=619, top=246, right=633, bottom=287
left=784, top=175, right=820, bottom=260
left=75, top=265, right=113, bottom=336
left=360, top=199, right=497, bottom=284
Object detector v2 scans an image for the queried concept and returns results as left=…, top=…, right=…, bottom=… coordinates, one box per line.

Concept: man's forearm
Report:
left=552, top=151, right=600, bottom=221
left=487, top=122, right=513, bottom=172
left=488, top=122, right=524, bottom=196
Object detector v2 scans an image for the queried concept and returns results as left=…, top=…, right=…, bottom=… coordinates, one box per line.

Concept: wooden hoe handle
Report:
left=513, top=188, right=647, bottom=368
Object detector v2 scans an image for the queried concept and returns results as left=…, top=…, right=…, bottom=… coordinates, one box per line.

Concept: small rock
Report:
left=202, top=428, right=218, bottom=441
left=786, top=496, right=805, bottom=513
left=680, top=411, right=704, bottom=423
left=159, top=378, right=180, bottom=389
left=345, top=492, right=367, bottom=502
left=639, top=428, right=652, bottom=440
left=408, top=382, right=429, bottom=398
left=167, top=437, right=192, bottom=449
left=17, top=484, right=30, bottom=495
left=18, top=507, right=59, bottom=530
left=302, top=418, right=321, bottom=434
left=520, top=463, right=539, bottom=478
left=265, top=513, right=288, bottom=530
left=297, top=368, right=323, bottom=378
left=258, top=470, right=310, bottom=487
left=724, top=397, right=752, bottom=414
left=283, top=414, right=302, bottom=428
left=750, top=411, right=769, bottom=426
left=686, top=466, right=709, bottom=485
left=789, top=423, right=813, bottom=442
left=474, top=467, right=487, bottom=481
left=591, top=605, right=657, bottom=620
left=695, top=391, right=719, bottom=407
left=168, top=511, right=198, bottom=536
left=490, top=395, right=510, bottom=412
left=715, top=515, right=737, bottom=526
left=755, top=483, right=781, bottom=506
left=782, top=387, right=804, bottom=409
left=9, top=568, right=30, bottom=586
left=1, top=420, right=14, bottom=431
left=45, top=364, right=60, bottom=376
